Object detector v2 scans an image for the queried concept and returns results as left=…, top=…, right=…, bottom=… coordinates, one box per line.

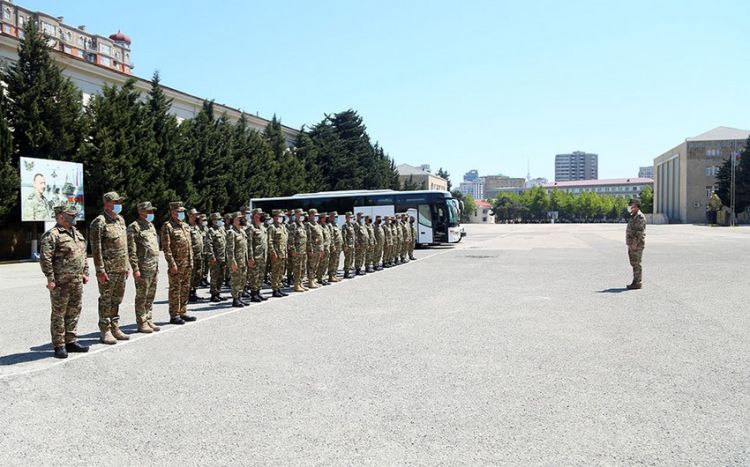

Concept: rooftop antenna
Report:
left=526, top=158, right=531, bottom=182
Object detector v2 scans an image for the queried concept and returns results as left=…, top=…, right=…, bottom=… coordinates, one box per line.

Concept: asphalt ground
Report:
left=0, top=224, right=748, bottom=465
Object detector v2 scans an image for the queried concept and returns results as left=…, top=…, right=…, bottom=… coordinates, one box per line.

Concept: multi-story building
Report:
left=482, top=175, right=526, bottom=199
left=458, top=179, right=484, bottom=200
left=396, top=164, right=449, bottom=191
left=0, top=1, right=299, bottom=144
left=0, top=1, right=133, bottom=74
left=543, top=178, right=653, bottom=197
left=653, top=126, right=749, bottom=223
left=463, top=169, right=479, bottom=182
left=526, top=177, right=548, bottom=188
left=638, top=166, right=654, bottom=179
left=555, top=151, right=598, bottom=181
left=467, top=199, right=495, bottom=224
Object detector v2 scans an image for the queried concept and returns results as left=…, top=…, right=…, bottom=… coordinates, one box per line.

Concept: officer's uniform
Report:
left=161, top=201, right=196, bottom=323
left=626, top=199, right=646, bottom=289
left=40, top=205, right=89, bottom=358
left=127, top=201, right=160, bottom=333
left=206, top=212, right=228, bottom=301
left=268, top=209, right=289, bottom=296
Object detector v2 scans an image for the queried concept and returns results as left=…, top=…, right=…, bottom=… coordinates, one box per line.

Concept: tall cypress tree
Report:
left=294, top=129, right=324, bottom=192
left=265, top=116, right=305, bottom=195
left=144, top=71, right=177, bottom=212
left=716, top=137, right=750, bottom=214
left=3, top=19, right=83, bottom=162
left=0, top=90, right=17, bottom=220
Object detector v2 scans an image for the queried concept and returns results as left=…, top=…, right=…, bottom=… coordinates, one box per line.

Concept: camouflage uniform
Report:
left=226, top=219, right=249, bottom=300
left=409, top=218, right=417, bottom=259
left=206, top=213, right=228, bottom=298
left=187, top=209, right=205, bottom=299
left=24, top=192, right=52, bottom=221
left=199, top=216, right=211, bottom=285
left=306, top=209, right=324, bottom=289
left=401, top=216, right=411, bottom=263
left=90, top=197, right=129, bottom=335
left=626, top=202, right=647, bottom=287
left=365, top=217, right=375, bottom=271
left=382, top=218, right=393, bottom=266
left=161, top=203, right=194, bottom=319
left=289, top=209, right=308, bottom=292
left=285, top=211, right=295, bottom=285
left=341, top=214, right=356, bottom=276
left=354, top=215, right=369, bottom=273
left=246, top=211, right=269, bottom=298
left=373, top=218, right=384, bottom=269
left=127, top=208, right=160, bottom=329
left=327, top=211, right=342, bottom=282
left=268, top=211, right=289, bottom=293
left=40, top=207, right=88, bottom=350
left=317, top=214, right=331, bottom=284
left=394, top=218, right=403, bottom=264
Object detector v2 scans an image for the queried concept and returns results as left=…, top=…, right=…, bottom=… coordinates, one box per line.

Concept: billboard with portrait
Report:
left=19, top=157, right=85, bottom=221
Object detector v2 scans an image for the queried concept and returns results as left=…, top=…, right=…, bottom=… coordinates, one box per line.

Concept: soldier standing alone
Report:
left=126, top=201, right=160, bottom=333
left=90, top=191, right=130, bottom=345
left=161, top=202, right=197, bottom=323
left=626, top=198, right=646, bottom=290
left=40, top=205, right=89, bottom=359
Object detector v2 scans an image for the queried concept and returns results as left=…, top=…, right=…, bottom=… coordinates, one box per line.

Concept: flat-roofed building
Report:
left=396, top=164, right=449, bottom=191
left=544, top=178, right=653, bottom=197
left=482, top=175, right=526, bottom=199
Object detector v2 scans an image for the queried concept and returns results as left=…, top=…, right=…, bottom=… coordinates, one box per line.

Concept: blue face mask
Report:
left=146, top=213, right=155, bottom=222
left=177, top=212, right=185, bottom=221
left=216, top=221, right=224, bottom=228
left=113, top=204, right=123, bottom=214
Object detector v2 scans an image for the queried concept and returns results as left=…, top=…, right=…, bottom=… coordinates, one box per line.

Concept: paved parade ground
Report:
left=1, top=224, right=748, bottom=464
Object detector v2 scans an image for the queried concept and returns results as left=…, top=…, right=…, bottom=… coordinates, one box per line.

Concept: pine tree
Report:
left=4, top=19, right=83, bottom=162
left=265, top=116, right=305, bottom=195
left=436, top=168, right=452, bottom=191
left=0, top=90, right=18, bottom=220
left=144, top=71, right=178, bottom=212
left=295, top=129, right=324, bottom=192
left=716, top=137, right=750, bottom=214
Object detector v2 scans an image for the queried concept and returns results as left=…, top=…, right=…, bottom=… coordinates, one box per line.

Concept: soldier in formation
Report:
left=305, top=208, right=324, bottom=289
left=40, top=205, right=89, bottom=359
left=90, top=192, right=130, bottom=345
left=160, top=202, right=197, bottom=323
left=354, top=212, right=369, bottom=275
left=226, top=211, right=250, bottom=307
left=206, top=212, right=229, bottom=303
left=327, top=211, right=342, bottom=283
left=246, top=208, right=269, bottom=302
left=127, top=201, right=160, bottom=333
left=187, top=208, right=206, bottom=303
left=626, top=198, right=646, bottom=290
left=342, top=212, right=356, bottom=278
left=268, top=209, right=289, bottom=298
left=317, top=212, right=331, bottom=286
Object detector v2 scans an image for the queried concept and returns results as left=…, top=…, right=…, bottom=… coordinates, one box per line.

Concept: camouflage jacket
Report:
left=354, top=222, right=369, bottom=246
left=320, top=222, right=331, bottom=252
left=306, top=221, right=324, bottom=253
left=127, top=218, right=159, bottom=274
left=246, top=223, right=268, bottom=260
left=410, top=223, right=417, bottom=243
left=288, top=221, right=308, bottom=256
left=188, top=223, right=204, bottom=258
left=329, top=223, right=342, bottom=248
left=206, top=226, right=227, bottom=262
left=225, top=227, right=249, bottom=266
left=40, top=225, right=89, bottom=281
left=268, top=222, right=288, bottom=259
left=383, top=224, right=392, bottom=245
left=626, top=211, right=646, bottom=249
left=160, top=219, right=194, bottom=270
left=24, top=193, right=52, bottom=221
left=365, top=224, right=376, bottom=246
left=373, top=223, right=384, bottom=246
left=341, top=221, right=356, bottom=248
left=90, top=211, right=129, bottom=274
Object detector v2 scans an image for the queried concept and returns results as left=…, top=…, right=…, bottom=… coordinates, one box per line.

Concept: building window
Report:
left=18, top=16, right=24, bottom=26
left=41, top=21, right=55, bottom=36
left=482, top=217, right=487, bottom=222
left=64, top=31, right=72, bottom=42
left=114, top=51, right=120, bottom=60
left=706, top=148, right=721, bottom=157
left=3, top=7, right=11, bottom=20
left=705, top=186, right=716, bottom=197
left=100, top=43, right=111, bottom=55
left=3, top=24, right=11, bottom=34
left=76, top=49, right=84, bottom=58
left=63, top=45, right=72, bottom=54
left=705, top=166, right=720, bottom=177
left=77, top=35, right=84, bottom=46
left=100, top=56, right=111, bottom=66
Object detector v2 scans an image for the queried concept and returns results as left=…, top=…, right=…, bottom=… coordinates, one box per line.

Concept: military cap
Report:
left=365, top=215, right=371, bottom=220
left=209, top=212, right=222, bottom=221
left=232, top=211, right=243, bottom=219
left=199, top=213, right=207, bottom=220
left=271, top=209, right=283, bottom=216
left=294, top=208, right=305, bottom=214
left=344, top=211, right=353, bottom=216
left=53, top=205, right=78, bottom=216
left=252, top=208, right=263, bottom=215
left=356, top=212, right=364, bottom=217
left=308, top=208, right=318, bottom=215
left=137, top=201, right=157, bottom=212
left=103, top=191, right=124, bottom=202
left=187, top=208, right=200, bottom=216
left=169, top=201, right=186, bottom=211
left=329, top=211, right=338, bottom=216
left=629, top=197, right=641, bottom=206
left=375, top=215, right=382, bottom=220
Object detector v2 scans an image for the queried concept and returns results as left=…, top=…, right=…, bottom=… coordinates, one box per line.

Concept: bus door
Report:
left=416, top=205, right=433, bottom=244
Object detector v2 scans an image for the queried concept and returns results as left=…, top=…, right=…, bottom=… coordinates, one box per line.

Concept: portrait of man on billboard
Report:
left=20, top=157, right=84, bottom=222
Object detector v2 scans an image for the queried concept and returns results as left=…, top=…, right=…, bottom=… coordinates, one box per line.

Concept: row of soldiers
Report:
left=39, top=191, right=418, bottom=359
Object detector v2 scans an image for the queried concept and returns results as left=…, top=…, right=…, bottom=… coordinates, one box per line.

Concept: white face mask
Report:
left=245, top=213, right=252, bottom=221
left=215, top=220, right=224, bottom=228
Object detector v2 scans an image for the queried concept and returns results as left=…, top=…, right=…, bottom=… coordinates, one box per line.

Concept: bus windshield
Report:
left=447, top=199, right=460, bottom=225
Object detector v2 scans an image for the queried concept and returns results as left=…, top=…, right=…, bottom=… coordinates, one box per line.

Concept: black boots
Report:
left=65, top=341, right=89, bottom=353
left=232, top=298, right=244, bottom=308
left=272, top=290, right=284, bottom=298
left=53, top=346, right=68, bottom=359
left=170, top=316, right=185, bottom=325
left=210, top=294, right=222, bottom=303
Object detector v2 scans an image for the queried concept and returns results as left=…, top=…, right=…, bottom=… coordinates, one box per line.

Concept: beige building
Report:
left=0, top=2, right=299, bottom=144
left=482, top=175, right=526, bottom=199
left=396, top=164, right=449, bottom=191
left=543, top=177, right=653, bottom=197
left=468, top=199, right=495, bottom=224
left=654, top=126, right=749, bottom=224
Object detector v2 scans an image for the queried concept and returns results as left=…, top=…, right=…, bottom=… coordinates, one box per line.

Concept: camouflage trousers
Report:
left=366, top=244, right=374, bottom=267
left=210, top=260, right=226, bottom=296
left=271, top=257, right=286, bottom=290
left=134, top=270, right=158, bottom=323
left=401, top=242, right=409, bottom=261
left=202, top=254, right=210, bottom=281
left=49, top=274, right=83, bottom=347
left=286, top=255, right=294, bottom=281
left=248, top=257, right=266, bottom=292
left=97, top=271, right=127, bottom=328
left=307, top=251, right=321, bottom=283
left=192, top=257, right=204, bottom=289
left=355, top=243, right=366, bottom=269
left=628, top=247, right=643, bottom=284
left=316, top=250, right=329, bottom=281
left=168, top=266, right=192, bottom=317
left=374, top=242, right=384, bottom=266
left=343, top=247, right=354, bottom=273
left=328, top=246, right=341, bottom=277
left=231, top=265, right=247, bottom=299
left=293, top=254, right=307, bottom=287
left=410, top=238, right=416, bottom=256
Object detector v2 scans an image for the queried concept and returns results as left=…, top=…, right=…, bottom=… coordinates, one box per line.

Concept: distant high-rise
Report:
left=555, top=151, right=598, bottom=181
left=463, top=169, right=479, bottom=182
left=638, top=166, right=654, bottom=179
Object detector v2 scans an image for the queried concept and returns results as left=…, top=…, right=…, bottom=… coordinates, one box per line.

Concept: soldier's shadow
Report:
left=597, top=288, right=630, bottom=293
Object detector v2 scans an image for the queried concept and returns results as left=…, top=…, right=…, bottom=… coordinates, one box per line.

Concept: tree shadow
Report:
left=597, top=288, right=630, bottom=294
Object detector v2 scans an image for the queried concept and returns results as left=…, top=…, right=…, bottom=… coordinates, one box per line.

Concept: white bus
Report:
left=250, top=189, right=463, bottom=245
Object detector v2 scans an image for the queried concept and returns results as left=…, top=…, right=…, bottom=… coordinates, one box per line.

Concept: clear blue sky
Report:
left=21, top=0, right=750, bottom=185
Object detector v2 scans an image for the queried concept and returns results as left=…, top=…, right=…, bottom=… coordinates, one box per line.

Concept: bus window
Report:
left=418, top=204, right=432, bottom=228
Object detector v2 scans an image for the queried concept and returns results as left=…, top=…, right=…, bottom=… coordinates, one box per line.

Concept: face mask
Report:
left=63, top=214, right=77, bottom=226
left=146, top=213, right=155, bottom=222
left=245, top=213, right=253, bottom=221
left=216, top=221, right=224, bottom=228
left=177, top=212, right=185, bottom=221
left=113, top=204, right=123, bottom=214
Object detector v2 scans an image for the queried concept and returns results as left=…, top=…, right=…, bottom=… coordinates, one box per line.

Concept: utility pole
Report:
left=730, top=139, right=737, bottom=227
